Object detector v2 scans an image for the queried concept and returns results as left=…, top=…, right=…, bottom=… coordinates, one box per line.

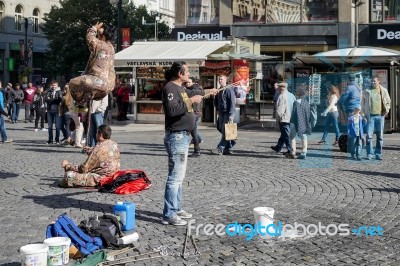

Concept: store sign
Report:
left=369, top=24, right=400, bottom=45
left=126, top=61, right=174, bottom=67
left=172, top=27, right=230, bottom=42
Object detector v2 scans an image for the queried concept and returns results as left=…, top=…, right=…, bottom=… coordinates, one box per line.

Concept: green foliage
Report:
left=41, top=0, right=172, bottom=78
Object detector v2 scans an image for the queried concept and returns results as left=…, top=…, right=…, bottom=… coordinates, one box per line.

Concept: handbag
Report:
left=128, top=95, right=136, bottom=103
left=224, top=122, right=237, bottom=140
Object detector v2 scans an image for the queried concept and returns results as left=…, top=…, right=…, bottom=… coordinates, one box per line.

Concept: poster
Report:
left=232, top=59, right=250, bottom=104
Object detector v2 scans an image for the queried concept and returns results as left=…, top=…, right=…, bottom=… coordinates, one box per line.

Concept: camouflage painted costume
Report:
left=69, top=26, right=116, bottom=104
left=62, top=139, right=121, bottom=187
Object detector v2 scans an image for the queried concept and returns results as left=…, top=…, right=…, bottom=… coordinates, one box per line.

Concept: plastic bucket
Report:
left=253, top=207, right=275, bottom=234
left=43, top=237, right=71, bottom=265
left=20, top=243, right=49, bottom=266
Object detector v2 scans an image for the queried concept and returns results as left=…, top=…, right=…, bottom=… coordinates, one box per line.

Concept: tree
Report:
left=41, top=0, right=171, bottom=80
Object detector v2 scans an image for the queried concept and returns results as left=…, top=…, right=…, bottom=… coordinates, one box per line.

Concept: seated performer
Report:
left=60, top=125, right=120, bottom=187
left=69, top=22, right=116, bottom=105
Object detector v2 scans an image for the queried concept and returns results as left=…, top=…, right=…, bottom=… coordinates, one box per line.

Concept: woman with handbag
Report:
left=318, top=85, right=340, bottom=145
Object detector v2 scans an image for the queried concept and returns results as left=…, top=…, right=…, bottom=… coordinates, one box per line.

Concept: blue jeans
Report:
left=366, top=115, right=384, bottom=156
left=47, top=111, right=62, bottom=142
left=275, top=122, right=291, bottom=152
left=11, top=102, right=21, bottom=122
left=321, top=111, right=340, bottom=141
left=163, top=131, right=189, bottom=220
left=190, top=113, right=202, bottom=152
left=217, top=113, right=236, bottom=152
left=0, top=115, right=7, bottom=142
left=89, top=112, right=104, bottom=147
left=348, top=136, right=362, bottom=157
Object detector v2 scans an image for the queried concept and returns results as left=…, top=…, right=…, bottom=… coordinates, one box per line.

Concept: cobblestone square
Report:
left=1, top=121, right=399, bottom=265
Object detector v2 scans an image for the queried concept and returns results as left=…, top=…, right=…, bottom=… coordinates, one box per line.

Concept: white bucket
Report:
left=253, top=207, right=275, bottom=235
left=43, top=237, right=71, bottom=266
left=20, top=243, right=49, bottom=266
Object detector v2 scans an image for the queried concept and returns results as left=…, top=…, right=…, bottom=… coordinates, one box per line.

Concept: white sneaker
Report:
left=176, top=210, right=193, bottom=219
left=41, top=128, right=48, bottom=131
left=34, top=128, right=39, bottom=132
left=162, top=216, right=187, bottom=226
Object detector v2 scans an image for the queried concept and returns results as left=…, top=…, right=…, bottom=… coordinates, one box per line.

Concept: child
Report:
left=347, top=105, right=365, bottom=160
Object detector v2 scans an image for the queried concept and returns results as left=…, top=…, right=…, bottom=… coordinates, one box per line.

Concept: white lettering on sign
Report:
left=177, top=31, right=225, bottom=41
left=377, top=29, right=400, bottom=40
left=126, top=61, right=174, bottom=67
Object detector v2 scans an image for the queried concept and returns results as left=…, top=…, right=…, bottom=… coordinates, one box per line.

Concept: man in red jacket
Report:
left=24, top=82, right=37, bottom=122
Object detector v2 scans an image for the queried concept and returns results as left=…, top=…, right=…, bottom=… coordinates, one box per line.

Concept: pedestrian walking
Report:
left=10, top=83, right=24, bottom=123
left=33, top=85, right=47, bottom=132
left=361, top=75, right=391, bottom=160
left=270, top=82, right=296, bottom=155
left=318, top=84, right=340, bottom=145
left=45, top=80, right=62, bottom=144
left=287, top=87, right=311, bottom=159
left=211, top=75, right=237, bottom=155
left=23, top=82, right=37, bottom=122
left=347, top=105, right=365, bottom=160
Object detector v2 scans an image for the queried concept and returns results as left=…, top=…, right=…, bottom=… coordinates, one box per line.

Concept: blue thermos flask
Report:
left=114, top=201, right=135, bottom=231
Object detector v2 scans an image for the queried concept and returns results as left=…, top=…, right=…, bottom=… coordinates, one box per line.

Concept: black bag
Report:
left=80, top=214, right=125, bottom=249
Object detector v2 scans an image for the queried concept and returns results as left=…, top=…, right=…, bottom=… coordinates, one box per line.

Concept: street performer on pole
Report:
left=69, top=22, right=116, bottom=105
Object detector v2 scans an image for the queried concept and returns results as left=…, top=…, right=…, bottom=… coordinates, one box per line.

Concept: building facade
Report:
left=0, top=0, right=60, bottom=85
left=133, top=0, right=175, bottom=29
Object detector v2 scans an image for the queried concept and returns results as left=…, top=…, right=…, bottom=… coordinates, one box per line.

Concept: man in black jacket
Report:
left=161, top=61, right=216, bottom=226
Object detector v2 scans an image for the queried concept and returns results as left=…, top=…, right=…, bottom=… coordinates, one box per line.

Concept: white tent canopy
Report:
left=295, top=46, right=400, bottom=66
left=114, top=41, right=233, bottom=67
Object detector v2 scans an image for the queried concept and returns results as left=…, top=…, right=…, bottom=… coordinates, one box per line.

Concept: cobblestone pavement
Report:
left=1, top=120, right=400, bottom=265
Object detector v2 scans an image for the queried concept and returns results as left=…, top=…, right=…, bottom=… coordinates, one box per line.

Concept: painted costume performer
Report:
left=60, top=125, right=120, bottom=187
left=69, top=22, right=116, bottom=105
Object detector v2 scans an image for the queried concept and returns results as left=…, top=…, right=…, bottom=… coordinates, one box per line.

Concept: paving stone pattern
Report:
left=1, top=121, right=400, bottom=265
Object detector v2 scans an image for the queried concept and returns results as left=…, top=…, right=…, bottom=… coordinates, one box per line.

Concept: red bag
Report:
left=99, top=169, right=151, bottom=195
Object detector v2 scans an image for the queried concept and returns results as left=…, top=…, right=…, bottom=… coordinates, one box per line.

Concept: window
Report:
left=233, top=0, right=266, bottom=23
left=32, top=8, right=40, bottom=33
left=187, top=0, right=219, bottom=25
left=0, top=1, right=5, bottom=30
left=14, top=5, right=23, bottom=31
left=371, top=0, right=400, bottom=22
left=260, top=0, right=338, bottom=23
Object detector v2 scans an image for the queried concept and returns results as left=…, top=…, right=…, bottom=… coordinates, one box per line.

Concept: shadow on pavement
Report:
left=367, top=187, right=400, bottom=193
left=341, top=169, right=400, bottom=179
left=22, top=191, right=162, bottom=224
left=0, top=171, right=18, bottom=179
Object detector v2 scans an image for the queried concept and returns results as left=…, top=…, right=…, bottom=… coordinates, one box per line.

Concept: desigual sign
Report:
left=177, top=31, right=226, bottom=41
left=369, top=24, right=400, bottom=45
left=172, top=27, right=231, bottom=42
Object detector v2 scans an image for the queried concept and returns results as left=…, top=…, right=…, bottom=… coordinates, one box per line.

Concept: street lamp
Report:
left=19, top=17, right=33, bottom=66
left=110, top=0, right=130, bottom=52
left=353, top=0, right=365, bottom=47
left=142, top=15, right=161, bottom=41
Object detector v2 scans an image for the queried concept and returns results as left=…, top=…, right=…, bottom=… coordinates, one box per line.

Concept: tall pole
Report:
left=355, top=2, right=359, bottom=47
left=24, top=18, right=28, bottom=66
left=117, top=0, right=122, bottom=52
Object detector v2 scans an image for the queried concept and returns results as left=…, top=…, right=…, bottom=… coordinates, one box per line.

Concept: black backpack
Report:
left=80, top=214, right=125, bottom=249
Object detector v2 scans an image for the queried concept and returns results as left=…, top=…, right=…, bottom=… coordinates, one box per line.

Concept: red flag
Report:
left=121, top=28, right=131, bottom=50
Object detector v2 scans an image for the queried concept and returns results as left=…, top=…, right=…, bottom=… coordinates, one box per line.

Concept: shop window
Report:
left=14, top=4, right=23, bottom=31
left=32, top=8, right=40, bottom=33
left=187, top=0, right=219, bottom=25
left=371, top=0, right=400, bottom=22
left=0, top=1, right=5, bottom=30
